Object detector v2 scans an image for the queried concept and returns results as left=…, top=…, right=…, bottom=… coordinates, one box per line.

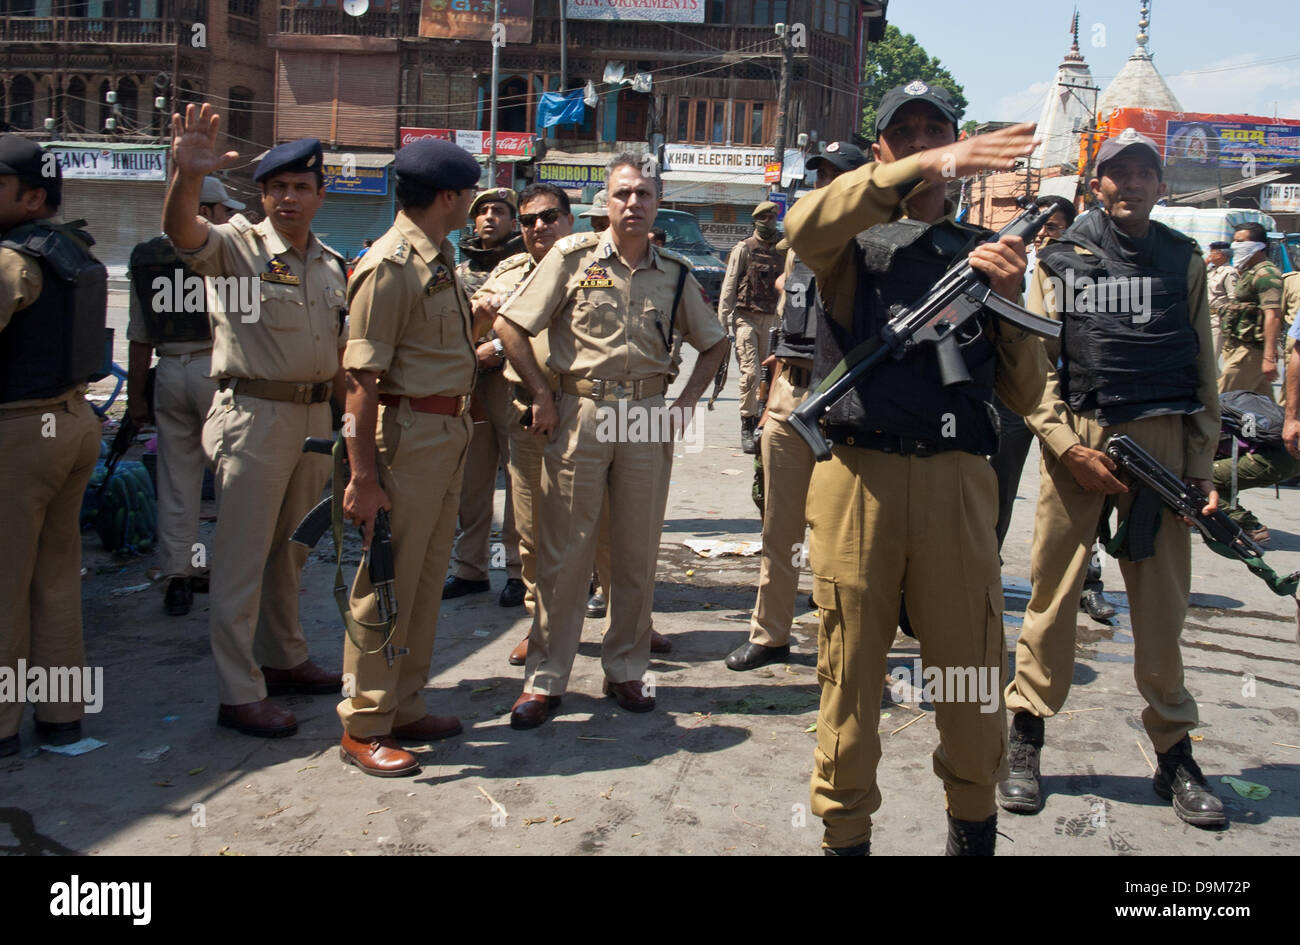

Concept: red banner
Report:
left=399, top=127, right=535, bottom=158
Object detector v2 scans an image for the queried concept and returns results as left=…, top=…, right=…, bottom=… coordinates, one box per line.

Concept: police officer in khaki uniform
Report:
left=126, top=175, right=244, bottom=616
left=998, top=132, right=1225, bottom=829
left=495, top=154, right=728, bottom=729
left=336, top=139, right=483, bottom=777
left=720, top=201, right=784, bottom=453
left=164, top=105, right=344, bottom=738
left=0, top=135, right=104, bottom=757
left=445, top=187, right=525, bottom=605
left=785, top=83, right=1044, bottom=855
left=725, top=141, right=868, bottom=672
left=1205, top=240, right=1235, bottom=359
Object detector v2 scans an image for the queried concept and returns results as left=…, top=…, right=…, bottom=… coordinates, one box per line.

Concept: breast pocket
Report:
left=421, top=287, right=460, bottom=346
left=256, top=281, right=304, bottom=331
left=323, top=286, right=348, bottom=340
left=573, top=295, right=622, bottom=341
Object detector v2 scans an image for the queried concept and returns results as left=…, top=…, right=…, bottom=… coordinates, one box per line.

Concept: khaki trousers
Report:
left=0, top=393, right=101, bottom=738
left=452, top=370, right=521, bottom=581
left=734, top=310, right=778, bottom=418
left=339, top=405, right=471, bottom=737
left=154, top=351, right=218, bottom=581
left=1219, top=345, right=1273, bottom=397
left=750, top=369, right=814, bottom=646
left=507, top=394, right=545, bottom=614
left=592, top=494, right=656, bottom=635
left=202, top=389, right=331, bottom=705
left=1005, top=412, right=1198, bottom=752
left=807, top=447, right=1007, bottom=847
left=525, top=391, right=672, bottom=695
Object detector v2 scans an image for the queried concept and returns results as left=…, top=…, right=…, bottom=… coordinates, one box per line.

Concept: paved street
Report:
left=3, top=336, right=1298, bottom=857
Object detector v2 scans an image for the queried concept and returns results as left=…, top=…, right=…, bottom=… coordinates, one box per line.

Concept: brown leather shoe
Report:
left=508, top=636, right=529, bottom=666
left=217, top=700, right=298, bottom=738
left=510, top=692, right=561, bottom=730
left=391, top=714, right=463, bottom=742
left=650, top=629, right=672, bottom=654
left=262, top=659, right=342, bottom=696
left=603, top=679, right=656, bottom=713
left=339, top=732, right=420, bottom=777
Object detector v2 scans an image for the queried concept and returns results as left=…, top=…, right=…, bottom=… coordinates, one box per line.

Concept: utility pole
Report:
left=488, top=0, right=501, bottom=186
left=559, top=2, right=568, bottom=93
left=773, top=21, right=793, bottom=185
left=170, top=0, right=182, bottom=118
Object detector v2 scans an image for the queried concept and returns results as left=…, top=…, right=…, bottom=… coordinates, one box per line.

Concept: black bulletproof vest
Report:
left=774, top=255, right=818, bottom=361
left=1038, top=211, right=1200, bottom=425
left=129, top=236, right=211, bottom=345
left=0, top=220, right=107, bottom=403
left=812, top=217, right=1000, bottom=455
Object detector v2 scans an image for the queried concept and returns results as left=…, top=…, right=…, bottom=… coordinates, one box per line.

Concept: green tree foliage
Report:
left=861, top=25, right=968, bottom=139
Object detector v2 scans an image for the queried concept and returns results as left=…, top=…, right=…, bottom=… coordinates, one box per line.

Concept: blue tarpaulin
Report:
left=537, top=90, right=586, bottom=129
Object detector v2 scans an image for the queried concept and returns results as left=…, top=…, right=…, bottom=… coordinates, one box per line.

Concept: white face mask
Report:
left=1231, top=240, right=1265, bottom=268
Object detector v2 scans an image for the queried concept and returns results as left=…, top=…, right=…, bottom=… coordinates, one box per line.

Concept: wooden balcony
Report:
left=0, top=17, right=178, bottom=44
left=278, top=5, right=418, bottom=38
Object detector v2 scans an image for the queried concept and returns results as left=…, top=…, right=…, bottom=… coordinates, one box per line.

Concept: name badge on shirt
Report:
left=260, top=259, right=300, bottom=285
left=578, top=261, right=614, bottom=289
left=427, top=265, right=455, bottom=295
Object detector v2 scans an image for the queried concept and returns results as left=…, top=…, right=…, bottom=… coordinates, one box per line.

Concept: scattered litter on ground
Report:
left=1136, top=740, right=1156, bottom=773
left=523, top=816, right=547, bottom=826
left=804, top=722, right=817, bottom=733
left=890, top=712, right=927, bottom=736
left=714, top=689, right=818, bottom=714
left=683, top=539, right=763, bottom=558
left=553, top=816, right=573, bottom=825
left=472, top=630, right=490, bottom=638
left=40, top=738, right=106, bottom=756
left=162, top=715, right=179, bottom=723
left=188, top=767, right=204, bottom=776
left=367, top=807, right=389, bottom=815
left=110, top=583, right=152, bottom=597
left=136, top=745, right=170, bottom=763
left=1221, top=776, right=1270, bottom=800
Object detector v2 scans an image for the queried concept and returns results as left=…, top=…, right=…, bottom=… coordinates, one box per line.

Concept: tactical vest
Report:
left=735, top=235, right=783, bottom=314
left=773, top=254, right=819, bottom=361
left=0, top=220, right=108, bottom=403
left=1038, top=211, right=1200, bottom=424
left=812, top=217, right=1000, bottom=455
left=1221, top=259, right=1282, bottom=349
left=129, top=236, right=212, bottom=345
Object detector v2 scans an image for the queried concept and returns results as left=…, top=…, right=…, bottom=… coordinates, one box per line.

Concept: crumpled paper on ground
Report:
left=683, top=539, right=763, bottom=558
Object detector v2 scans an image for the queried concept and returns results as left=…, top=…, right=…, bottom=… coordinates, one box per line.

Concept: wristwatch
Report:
left=492, top=338, right=505, bottom=360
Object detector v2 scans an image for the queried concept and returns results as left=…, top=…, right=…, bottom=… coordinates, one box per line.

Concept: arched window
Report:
left=66, top=77, right=87, bottom=130
left=10, top=75, right=35, bottom=131
left=117, top=77, right=139, bottom=130
left=496, top=76, right=528, bottom=134
left=227, top=86, right=253, bottom=143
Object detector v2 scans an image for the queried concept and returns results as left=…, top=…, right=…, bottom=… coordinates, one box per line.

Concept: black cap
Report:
left=254, top=138, right=324, bottom=183
left=807, top=140, right=870, bottom=174
left=0, top=133, right=61, bottom=204
left=394, top=139, right=482, bottom=191
left=1095, top=128, right=1163, bottom=179
left=875, top=81, right=961, bottom=137
left=1209, top=240, right=1231, bottom=251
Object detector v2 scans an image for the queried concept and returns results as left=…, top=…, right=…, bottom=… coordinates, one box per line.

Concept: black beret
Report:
left=254, top=138, right=324, bottom=183
left=1209, top=241, right=1231, bottom=251
left=394, top=138, right=481, bottom=191
left=0, top=133, right=61, bottom=203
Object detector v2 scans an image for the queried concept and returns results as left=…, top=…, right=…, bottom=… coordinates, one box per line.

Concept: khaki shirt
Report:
left=500, top=231, right=724, bottom=381
left=1283, top=271, right=1300, bottom=329
left=1024, top=240, right=1220, bottom=480
left=473, top=251, right=555, bottom=389
left=783, top=153, right=1049, bottom=419
left=343, top=213, right=476, bottom=398
left=0, top=246, right=42, bottom=331
left=175, top=214, right=347, bottom=383
left=1207, top=263, right=1237, bottom=313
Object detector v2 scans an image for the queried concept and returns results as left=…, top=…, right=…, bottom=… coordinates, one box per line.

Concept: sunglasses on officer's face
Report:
left=519, top=207, right=563, bottom=227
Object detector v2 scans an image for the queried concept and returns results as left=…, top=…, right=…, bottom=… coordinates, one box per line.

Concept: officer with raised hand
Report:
left=0, top=135, right=105, bottom=757
left=336, top=139, right=482, bottom=777
left=163, top=104, right=345, bottom=738
left=127, top=175, right=245, bottom=616
left=785, top=82, right=1044, bottom=855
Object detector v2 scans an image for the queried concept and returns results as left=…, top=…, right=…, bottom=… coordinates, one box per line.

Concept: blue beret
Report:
left=254, top=138, right=323, bottom=183
left=394, top=139, right=481, bottom=191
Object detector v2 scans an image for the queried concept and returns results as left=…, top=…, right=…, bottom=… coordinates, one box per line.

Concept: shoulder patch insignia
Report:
left=556, top=232, right=600, bottom=254
left=578, top=260, right=614, bottom=289
left=426, top=263, right=455, bottom=295
left=386, top=239, right=410, bottom=265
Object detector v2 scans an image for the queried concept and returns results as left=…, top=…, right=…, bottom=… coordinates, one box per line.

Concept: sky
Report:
left=885, top=0, right=1300, bottom=125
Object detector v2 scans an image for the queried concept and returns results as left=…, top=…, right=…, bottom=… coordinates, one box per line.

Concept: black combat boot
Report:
left=997, top=711, right=1044, bottom=814
left=822, top=841, right=870, bottom=856
left=741, top=416, right=757, bottom=454
left=945, top=813, right=997, bottom=855
left=1153, top=736, right=1227, bottom=829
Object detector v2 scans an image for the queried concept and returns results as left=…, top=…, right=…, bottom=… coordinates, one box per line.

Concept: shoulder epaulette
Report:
left=490, top=252, right=531, bottom=278
left=318, top=238, right=346, bottom=262
left=657, top=246, right=693, bottom=269
left=227, top=213, right=253, bottom=234
left=555, top=232, right=600, bottom=255
left=384, top=238, right=412, bottom=265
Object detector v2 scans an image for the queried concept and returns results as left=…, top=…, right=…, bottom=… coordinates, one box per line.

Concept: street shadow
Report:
left=662, top=518, right=761, bottom=535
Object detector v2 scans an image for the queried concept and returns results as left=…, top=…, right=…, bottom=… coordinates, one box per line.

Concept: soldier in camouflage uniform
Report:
left=1219, top=223, right=1283, bottom=398
left=445, top=187, right=527, bottom=606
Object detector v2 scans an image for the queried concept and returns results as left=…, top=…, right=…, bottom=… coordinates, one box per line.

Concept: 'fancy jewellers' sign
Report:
left=47, top=145, right=168, bottom=181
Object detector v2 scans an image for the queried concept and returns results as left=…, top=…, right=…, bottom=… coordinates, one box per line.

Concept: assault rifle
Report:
left=96, top=415, right=138, bottom=500
left=788, top=199, right=1063, bottom=461
left=292, top=437, right=406, bottom=667
left=1105, top=435, right=1300, bottom=598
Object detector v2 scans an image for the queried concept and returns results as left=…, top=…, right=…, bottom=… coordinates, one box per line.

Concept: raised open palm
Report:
left=170, top=102, right=239, bottom=177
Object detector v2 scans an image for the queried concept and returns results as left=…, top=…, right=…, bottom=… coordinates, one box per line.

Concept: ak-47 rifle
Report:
left=96, top=414, right=138, bottom=500
left=292, top=437, right=407, bottom=667
left=788, top=199, right=1064, bottom=461
left=752, top=326, right=780, bottom=514
left=1105, top=435, right=1300, bottom=598
left=708, top=334, right=731, bottom=410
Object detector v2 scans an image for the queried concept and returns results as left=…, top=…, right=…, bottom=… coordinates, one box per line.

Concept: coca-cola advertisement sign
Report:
left=399, top=127, right=536, bottom=158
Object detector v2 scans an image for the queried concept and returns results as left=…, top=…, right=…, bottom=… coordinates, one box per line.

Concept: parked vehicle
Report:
left=572, top=207, right=727, bottom=307
left=1149, top=206, right=1294, bottom=273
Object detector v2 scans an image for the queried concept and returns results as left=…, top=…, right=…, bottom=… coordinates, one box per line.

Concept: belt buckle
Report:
left=588, top=379, right=605, bottom=399
left=457, top=394, right=470, bottom=416
left=612, top=381, right=629, bottom=400
left=292, top=383, right=308, bottom=404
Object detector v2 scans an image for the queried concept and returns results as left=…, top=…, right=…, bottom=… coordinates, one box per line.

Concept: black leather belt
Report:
left=824, top=425, right=955, bottom=457
left=786, top=365, right=811, bottom=388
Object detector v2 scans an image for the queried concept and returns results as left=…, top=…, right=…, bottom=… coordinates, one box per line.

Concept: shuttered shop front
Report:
left=60, top=179, right=167, bottom=273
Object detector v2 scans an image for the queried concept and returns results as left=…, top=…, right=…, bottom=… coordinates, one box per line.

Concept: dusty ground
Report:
left=1, top=292, right=1297, bottom=856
